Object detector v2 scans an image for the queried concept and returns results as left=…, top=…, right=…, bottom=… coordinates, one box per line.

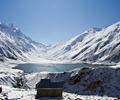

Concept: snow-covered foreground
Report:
left=0, top=85, right=117, bottom=100
left=0, top=63, right=120, bottom=100
left=0, top=85, right=36, bottom=100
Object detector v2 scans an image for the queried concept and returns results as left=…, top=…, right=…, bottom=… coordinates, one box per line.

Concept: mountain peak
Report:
left=88, top=27, right=102, bottom=33
left=9, top=24, right=19, bottom=30
left=113, top=21, right=120, bottom=26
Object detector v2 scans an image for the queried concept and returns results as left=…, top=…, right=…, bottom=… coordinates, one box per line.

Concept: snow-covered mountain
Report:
left=1, top=21, right=120, bottom=63
left=48, top=21, right=120, bottom=63
left=0, top=23, right=46, bottom=61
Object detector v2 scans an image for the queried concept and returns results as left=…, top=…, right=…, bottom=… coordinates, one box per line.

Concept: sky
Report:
left=0, top=0, right=120, bottom=45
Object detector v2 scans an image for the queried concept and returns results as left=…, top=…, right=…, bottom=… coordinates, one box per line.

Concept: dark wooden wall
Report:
left=35, top=88, right=63, bottom=99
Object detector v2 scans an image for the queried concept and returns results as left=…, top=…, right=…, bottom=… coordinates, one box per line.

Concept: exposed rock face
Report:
left=67, top=67, right=120, bottom=97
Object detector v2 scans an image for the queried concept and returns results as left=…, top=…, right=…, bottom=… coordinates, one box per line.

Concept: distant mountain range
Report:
left=0, top=21, right=120, bottom=63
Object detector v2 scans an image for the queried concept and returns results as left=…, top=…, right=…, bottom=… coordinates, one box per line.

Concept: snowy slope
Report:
left=0, top=23, right=46, bottom=61
left=0, top=67, right=23, bottom=87
left=48, top=21, right=120, bottom=63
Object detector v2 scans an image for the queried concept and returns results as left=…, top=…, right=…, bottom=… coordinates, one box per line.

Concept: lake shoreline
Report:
left=14, top=62, right=115, bottom=74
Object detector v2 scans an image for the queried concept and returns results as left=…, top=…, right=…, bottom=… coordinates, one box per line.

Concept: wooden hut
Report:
left=35, top=79, right=64, bottom=99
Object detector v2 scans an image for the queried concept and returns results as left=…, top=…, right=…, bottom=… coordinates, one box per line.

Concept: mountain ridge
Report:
left=48, top=21, right=120, bottom=63
left=0, top=22, right=46, bottom=61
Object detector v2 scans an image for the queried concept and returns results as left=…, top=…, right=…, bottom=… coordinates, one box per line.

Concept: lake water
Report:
left=15, top=63, right=110, bottom=73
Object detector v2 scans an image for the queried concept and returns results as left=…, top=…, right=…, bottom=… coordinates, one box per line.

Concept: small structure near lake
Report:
left=35, top=79, right=64, bottom=99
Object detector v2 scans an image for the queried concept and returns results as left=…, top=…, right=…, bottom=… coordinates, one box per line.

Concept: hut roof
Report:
left=36, top=79, right=64, bottom=89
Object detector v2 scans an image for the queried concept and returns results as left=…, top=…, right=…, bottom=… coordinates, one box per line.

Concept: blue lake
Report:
left=15, top=63, right=110, bottom=73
